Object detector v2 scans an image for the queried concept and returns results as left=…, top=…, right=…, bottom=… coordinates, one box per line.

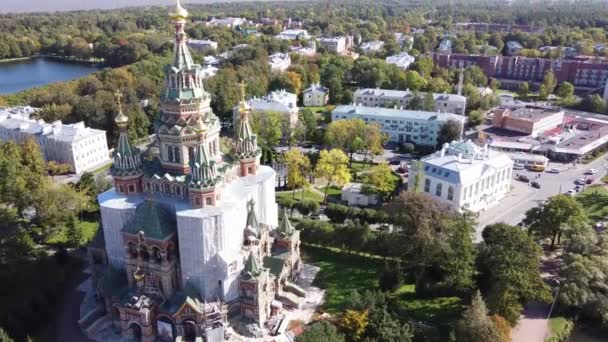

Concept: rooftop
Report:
left=509, top=107, right=564, bottom=122
left=333, top=104, right=465, bottom=122
left=354, top=88, right=466, bottom=102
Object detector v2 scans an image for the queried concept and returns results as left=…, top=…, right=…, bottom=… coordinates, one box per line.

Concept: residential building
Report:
left=203, top=55, right=221, bottom=66
left=394, top=33, right=414, bottom=49
left=341, top=183, right=379, bottom=206
left=206, top=16, right=246, bottom=28
left=438, top=39, right=452, bottom=53
left=0, top=106, right=109, bottom=174
left=89, top=4, right=304, bottom=341
left=360, top=41, right=384, bottom=54
left=408, top=140, right=513, bottom=213
left=332, top=104, right=465, bottom=145
left=303, top=83, right=329, bottom=107
left=186, top=39, right=218, bottom=52
left=454, top=22, right=543, bottom=34
left=506, top=41, right=523, bottom=56
left=539, top=46, right=576, bottom=59
left=235, top=90, right=299, bottom=128
left=201, top=64, right=219, bottom=78
left=492, top=107, right=565, bottom=137
left=290, top=43, right=316, bottom=56
left=385, top=52, right=415, bottom=70
left=431, top=53, right=608, bottom=90
left=318, top=36, right=353, bottom=54
left=275, top=29, right=310, bottom=40
left=353, top=88, right=467, bottom=115
left=268, top=53, right=291, bottom=72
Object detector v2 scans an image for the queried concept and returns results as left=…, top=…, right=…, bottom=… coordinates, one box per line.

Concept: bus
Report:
left=508, top=153, right=549, bottom=172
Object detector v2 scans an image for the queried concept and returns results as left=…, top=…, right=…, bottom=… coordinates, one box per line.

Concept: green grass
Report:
left=46, top=220, right=99, bottom=246
left=90, top=161, right=112, bottom=174
left=545, top=316, right=574, bottom=342
left=319, top=185, right=342, bottom=196
left=302, top=245, right=464, bottom=323
left=276, top=189, right=325, bottom=203
left=393, top=284, right=463, bottom=323
left=576, top=185, right=608, bottom=222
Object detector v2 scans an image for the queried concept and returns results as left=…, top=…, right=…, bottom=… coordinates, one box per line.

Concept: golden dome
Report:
left=133, top=267, right=145, bottom=281
left=114, top=90, right=129, bottom=127
left=169, top=0, right=189, bottom=20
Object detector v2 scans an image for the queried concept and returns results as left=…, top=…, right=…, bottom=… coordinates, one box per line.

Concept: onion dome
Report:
left=169, top=0, right=189, bottom=20
left=114, top=90, right=129, bottom=128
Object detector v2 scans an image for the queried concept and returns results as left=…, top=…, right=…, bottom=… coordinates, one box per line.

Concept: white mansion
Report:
left=234, top=90, right=299, bottom=128
left=0, top=106, right=109, bottom=173
left=408, top=140, right=513, bottom=213
left=353, top=88, right=467, bottom=115
left=332, top=104, right=465, bottom=146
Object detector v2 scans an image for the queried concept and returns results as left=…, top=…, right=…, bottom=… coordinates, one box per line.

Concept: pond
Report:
left=0, top=57, right=102, bottom=94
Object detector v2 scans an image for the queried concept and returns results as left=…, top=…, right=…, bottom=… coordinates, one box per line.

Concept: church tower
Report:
left=234, top=83, right=261, bottom=177
left=157, top=0, right=221, bottom=175
left=110, top=90, right=143, bottom=195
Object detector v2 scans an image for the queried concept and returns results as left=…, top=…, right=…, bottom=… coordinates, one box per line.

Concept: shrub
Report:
left=296, top=200, right=320, bottom=216
left=399, top=142, right=415, bottom=154
left=325, top=203, right=349, bottom=223
left=277, top=197, right=296, bottom=210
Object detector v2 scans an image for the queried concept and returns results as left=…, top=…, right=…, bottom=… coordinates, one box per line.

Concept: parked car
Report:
left=575, top=185, right=582, bottom=192
left=546, top=168, right=560, bottom=174
left=389, top=159, right=401, bottom=165
left=575, top=178, right=586, bottom=185
left=517, top=175, right=530, bottom=182
left=586, top=178, right=594, bottom=184
left=513, top=163, right=525, bottom=170
left=567, top=189, right=576, bottom=196
left=531, top=181, right=541, bottom=189
left=396, top=167, right=407, bottom=174
left=585, top=168, right=598, bottom=175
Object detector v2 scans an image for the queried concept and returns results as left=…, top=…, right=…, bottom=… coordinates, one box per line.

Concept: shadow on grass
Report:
left=393, top=284, right=463, bottom=323
left=576, top=186, right=608, bottom=222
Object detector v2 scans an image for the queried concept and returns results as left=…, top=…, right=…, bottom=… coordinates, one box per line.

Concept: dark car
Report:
left=396, top=167, right=407, bottom=174
left=586, top=178, right=594, bottom=185
left=389, top=159, right=401, bottom=165
left=531, top=181, right=541, bottom=189
left=517, top=175, right=530, bottom=183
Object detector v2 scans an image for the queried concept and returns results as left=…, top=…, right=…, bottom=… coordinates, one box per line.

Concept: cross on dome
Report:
left=169, top=0, right=189, bottom=20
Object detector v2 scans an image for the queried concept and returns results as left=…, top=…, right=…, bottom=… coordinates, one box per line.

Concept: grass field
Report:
left=276, top=189, right=325, bottom=203
left=576, top=185, right=608, bottom=222
left=46, top=220, right=99, bottom=246
left=546, top=316, right=574, bottom=342
left=302, top=245, right=464, bottom=323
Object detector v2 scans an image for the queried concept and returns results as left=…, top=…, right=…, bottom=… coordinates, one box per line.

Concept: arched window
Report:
left=173, top=147, right=181, bottom=163
left=424, top=179, right=431, bottom=193
left=447, top=186, right=454, bottom=201
left=154, top=183, right=160, bottom=192
left=435, top=183, right=442, bottom=197
left=167, top=145, right=174, bottom=162
left=140, top=246, right=150, bottom=262
left=188, top=147, right=195, bottom=161
left=164, top=183, right=170, bottom=194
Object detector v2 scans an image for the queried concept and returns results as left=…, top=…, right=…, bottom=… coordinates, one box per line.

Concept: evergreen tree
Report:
left=296, top=321, right=344, bottom=342
left=66, top=213, right=82, bottom=247
left=455, top=291, right=500, bottom=342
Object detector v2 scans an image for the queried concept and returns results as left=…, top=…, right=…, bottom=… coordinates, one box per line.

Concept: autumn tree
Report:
left=523, top=194, right=587, bottom=249
left=316, top=149, right=351, bottom=202
left=47, top=161, right=72, bottom=180
left=542, top=70, right=557, bottom=94
left=325, top=119, right=366, bottom=165
left=455, top=291, right=500, bottom=342
left=339, top=309, right=369, bottom=341
left=468, top=110, right=485, bottom=127
left=283, top=148, right=311, bottom=200
left=557, top=81, right=574, bottom=99
left=361, top=162, right=398, bottom=199
left=250, top=110, right=283, bottom=150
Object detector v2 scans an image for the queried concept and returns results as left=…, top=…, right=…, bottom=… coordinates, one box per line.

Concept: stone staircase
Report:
left=284, top=281, right=306, bottom=297
left=277, top=291, right=302, bottom=309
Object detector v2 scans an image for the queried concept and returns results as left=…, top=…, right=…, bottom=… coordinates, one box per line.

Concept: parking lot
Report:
left=476, top=155, right=608, bottom=240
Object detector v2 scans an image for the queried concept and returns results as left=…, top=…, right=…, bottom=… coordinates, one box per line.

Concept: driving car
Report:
left=546, top=168, right=560, bottom=174
left=531, top=181, right=541, bottom=189
left=585, top=168, right=598, bottom=175
left=517, top=175, right=530, bottom=182
left=513, top=163, right=525, bottom=170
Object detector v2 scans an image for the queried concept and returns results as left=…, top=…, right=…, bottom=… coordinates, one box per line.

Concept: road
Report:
left=477, top=154, right=608, bottom=240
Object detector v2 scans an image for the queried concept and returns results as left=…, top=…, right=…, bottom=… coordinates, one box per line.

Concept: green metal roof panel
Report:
left=122, top=200, right=177, bottom=240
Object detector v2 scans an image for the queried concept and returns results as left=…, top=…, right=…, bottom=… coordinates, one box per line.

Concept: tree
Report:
left=65, top=213, right=82, bottom=247
left=557, top=81, right=574, bottom=99
left=316, top=149, right=351, bottom=203
left=299, top=109, right=318, bottom=141
left=0, top=327, right=14, bottom=342
left=542, top=70, right=557, bottom=94
left=283, top=149, right=311, bottom=199
left=47, top=161, right=72, bottom=180
left=455, top=291, right=500, bottom=342
left=412, top=56, right=433, bottom=77
left=250, top=111, right=283, bottom=150
left=464, top=66, right=488, bottom=87
left=478, top=223, right=551, bottom=325
left=325, top=119, right=367, bottom=165
left=379, top=262, right=402, bottom=292
left=296, top=321, right=344, bottom=342
left=523, top=194, right=587, bottom=249
left=361, top=163, right=398, bottom=199
left=404, top=70, right=427, bottom=91
left=538, top=84, right=549, bottom=101
left=423, top=92, right=435, bottom=111
left=489, top=315, right=511, bottom=342
left=517, top=82, right=529, bottom=99
left=207, top=68, right=240, bottom=120
left=468, top=110, right=485, bottom=127
left=437, top=120, right=463, bottom=147
left=339, top=309, right=369, bottom=341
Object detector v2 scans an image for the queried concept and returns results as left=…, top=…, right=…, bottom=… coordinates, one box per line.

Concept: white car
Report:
left=566, top=189, right=576, bottom=196
left=586, top=168, right=598, bottom=175
left=575, top=178, right=586, bottom=185
left=546, top=168, right=560, bottom=174
left=513, top=163, right=525, bottom=170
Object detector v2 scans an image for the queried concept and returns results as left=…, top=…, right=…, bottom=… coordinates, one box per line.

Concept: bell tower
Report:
left=234, top=83, right=261, bottom=177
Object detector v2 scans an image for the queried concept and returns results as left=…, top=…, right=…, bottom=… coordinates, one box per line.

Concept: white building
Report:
left=201, top=64, right=219, bottom=78
left=0, top=106, right=109, bottom=174
left=341, top=183, right=379, bottom=206
left=438, top=39, right=452, bottom=53
left=394, top=33, right=414, bottom=49
left=353, top=88, right=467, bottom=115
left=275, top=29, right=310, bottom=40
left=206, top=17, right=246, bottom=28
left=235, top=90, right=299, bottom=128
left=290, top=44, right=316, bottom=56
left=268, top=53, right=291, bottom=72
left=203, top=55, right=221, bottom=66
left=318, top=36, right=353, bottom=54
left=303, top=83, right=329, bottom=107
left=186, top=39, right=218, bottom=52
left=408, top=140, right=513, bottom=213
left=332, top=104, right=465, bottom=145
left=506, top=41, right=523, bottom=56
left=360, top=41, right=384, bottom=54
left=385, top=52, right=415, bottom=70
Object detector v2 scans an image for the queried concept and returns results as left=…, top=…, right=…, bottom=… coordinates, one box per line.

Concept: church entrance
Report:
left=183, top=320, right=197, bottom=341
left=128, top=323, right=142, bottom=341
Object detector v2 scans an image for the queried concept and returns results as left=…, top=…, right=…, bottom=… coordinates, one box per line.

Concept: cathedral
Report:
left=92, top=1, right=303, bottom=341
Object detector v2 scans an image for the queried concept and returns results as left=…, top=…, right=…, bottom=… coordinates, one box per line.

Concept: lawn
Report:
left=46, top=220, right=99, bottom=246
left=302, top=245, right=464, bottom=324
left=318, top=185, right=342, bottom=196
left=276, top=189, right=325, bottom=203
left=546, top=316, right=574, bottom=342
left=576, top=185, right=608, bottom=222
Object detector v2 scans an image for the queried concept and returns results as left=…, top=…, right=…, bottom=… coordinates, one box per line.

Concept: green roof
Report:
left=277, top=209, right=295, bottom=238
left=122, top=200, right=177, bottom=240
left=245, top=199, right=259, bottom=235
left=243, top=253, right=261, bottom=279
left=263, top=255, right=286, bottom=276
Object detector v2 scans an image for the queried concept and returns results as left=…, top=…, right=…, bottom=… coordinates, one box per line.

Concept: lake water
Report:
left=0, top=58, right=101, bottom=94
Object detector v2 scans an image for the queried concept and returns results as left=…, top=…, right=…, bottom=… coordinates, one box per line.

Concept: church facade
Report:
left=91, top=2, right=302, bottom=341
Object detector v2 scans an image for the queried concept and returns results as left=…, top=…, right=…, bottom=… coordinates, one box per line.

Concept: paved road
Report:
left=477, top=155, right=608, bottom=239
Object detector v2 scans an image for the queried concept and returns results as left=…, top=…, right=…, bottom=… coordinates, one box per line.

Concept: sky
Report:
left=1, top=0, right=218, bottom=14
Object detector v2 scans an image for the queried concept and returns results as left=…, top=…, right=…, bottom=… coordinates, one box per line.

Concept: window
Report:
left=174, top=147, right=181, bottom=163
left=167, top=145, right=174, bottom=162
left=424, top=179, right=431, bottom=193
left=206, top=197, right=212, bottom=205
left=447, top=186, right=454, bottom=201
left=435, top=183, right=442, bottom=197
left=128, top=184, right=135, bottom=193
left=119, top=185, right=125, bottom=193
